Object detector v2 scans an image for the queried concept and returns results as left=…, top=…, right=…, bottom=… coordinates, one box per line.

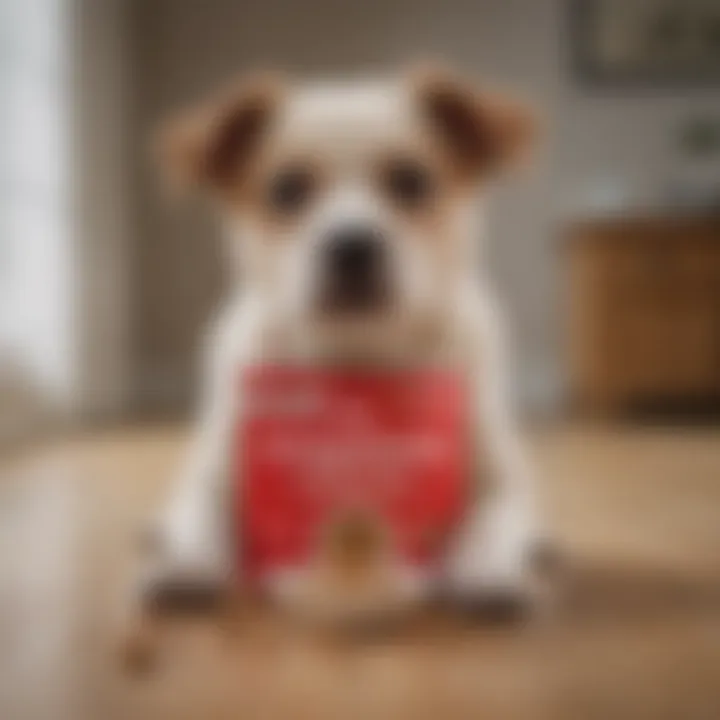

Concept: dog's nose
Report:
left=326, top=226, right=384, bottom=282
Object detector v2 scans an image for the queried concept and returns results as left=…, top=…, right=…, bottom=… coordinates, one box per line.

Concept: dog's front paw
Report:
left=138, top=531, right=232, bottom=613
left=451, top=588, right=533, bottom=623
left=444, top=532, right=543, bottom=623
left=142, top=570, right=228, bottom=613
left=445, top=538, right=564, bottom=623
left=445, top=565, right=537, bottom=624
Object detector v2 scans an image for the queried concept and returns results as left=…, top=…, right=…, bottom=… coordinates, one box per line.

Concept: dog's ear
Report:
left=410, top=65, right=536, bottom=182
left=157, top=73, right=284, bottom=195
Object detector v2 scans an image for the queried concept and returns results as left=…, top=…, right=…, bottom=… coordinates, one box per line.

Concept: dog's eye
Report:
left=383, top=159, right=434, bottom=208
left=268, top=167, right=314, bottom=214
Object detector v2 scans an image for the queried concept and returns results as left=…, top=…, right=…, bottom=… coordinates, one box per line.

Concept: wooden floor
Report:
left=1, top=424, right=719, bottom=720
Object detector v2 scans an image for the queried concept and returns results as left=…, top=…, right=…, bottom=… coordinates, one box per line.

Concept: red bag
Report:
left=237, top=366, right=469, bottom=582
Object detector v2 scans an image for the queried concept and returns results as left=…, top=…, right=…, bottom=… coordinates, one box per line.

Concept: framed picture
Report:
left=570, top=0, right=720, bottom=87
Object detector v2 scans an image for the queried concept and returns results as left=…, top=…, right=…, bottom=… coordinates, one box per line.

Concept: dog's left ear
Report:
left=410, top=65, right=536, bottom=182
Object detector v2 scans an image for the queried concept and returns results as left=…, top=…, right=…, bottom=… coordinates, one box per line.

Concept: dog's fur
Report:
left=143, top=66, right=544, bottom=619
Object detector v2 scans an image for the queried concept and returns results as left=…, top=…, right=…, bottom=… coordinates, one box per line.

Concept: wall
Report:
left=72, top=0, right=135, bottom=418
left=127, top=0, right=720, bottom=415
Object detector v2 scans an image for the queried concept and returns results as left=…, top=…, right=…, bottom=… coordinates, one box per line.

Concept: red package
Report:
left=236, top=366, right=469, bottom=582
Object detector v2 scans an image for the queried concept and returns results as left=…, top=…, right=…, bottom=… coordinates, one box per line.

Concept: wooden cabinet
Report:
left=566, top=216, right=720, bottom=414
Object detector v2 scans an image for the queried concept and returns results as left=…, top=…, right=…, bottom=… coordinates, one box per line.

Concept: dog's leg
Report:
left=446, top=297, right=549, bottom=619
left=120, top=423, right=234, bottom=673
left=138, top=301, right=257, bottom=610
left=447, top=418, right=540, bottom=619
left=120, top=305, right=255, bottom=670
left=146, top=406, right=235, bottom=604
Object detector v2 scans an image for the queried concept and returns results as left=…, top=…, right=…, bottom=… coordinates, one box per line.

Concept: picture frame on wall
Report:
left=570, top=0, right=720, bottom=87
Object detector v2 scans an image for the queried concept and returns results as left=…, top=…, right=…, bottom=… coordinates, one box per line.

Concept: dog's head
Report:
left=161, top=66, right=534, bottom=355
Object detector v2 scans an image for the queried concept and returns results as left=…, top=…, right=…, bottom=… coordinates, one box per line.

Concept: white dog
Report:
left=142, top=65, right=548, bottom=621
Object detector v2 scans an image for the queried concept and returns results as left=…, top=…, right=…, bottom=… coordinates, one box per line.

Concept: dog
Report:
left=134, top=64, right=551, bottom=639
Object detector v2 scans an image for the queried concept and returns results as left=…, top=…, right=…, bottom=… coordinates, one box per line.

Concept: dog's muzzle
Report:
left=318, top=225, right=389, bottom=314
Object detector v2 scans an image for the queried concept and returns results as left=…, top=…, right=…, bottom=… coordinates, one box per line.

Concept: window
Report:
left=0, top=0, right=73, bottom=404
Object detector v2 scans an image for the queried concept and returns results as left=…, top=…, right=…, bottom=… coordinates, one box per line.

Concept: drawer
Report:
left=605, top=241, right=720, bottom=307
left=674, top=240, right=720, bottom=295
left=604, top=242, right=680, bottom=301
left=566, top=218, right=720, bottom=412
left=609, top=300, right=718, bottom=396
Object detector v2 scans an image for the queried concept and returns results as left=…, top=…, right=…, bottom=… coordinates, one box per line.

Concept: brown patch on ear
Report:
left=410, top=65, right=536, bottom=181
left=157, top=73, right=284, bottom=195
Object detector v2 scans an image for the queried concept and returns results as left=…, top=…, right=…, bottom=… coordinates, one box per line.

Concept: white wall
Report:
left=128, top=0, right=720, bottom=414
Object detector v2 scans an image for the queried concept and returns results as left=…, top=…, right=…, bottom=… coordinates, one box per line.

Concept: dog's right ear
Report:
left=157, top=73, right=284, bottom=196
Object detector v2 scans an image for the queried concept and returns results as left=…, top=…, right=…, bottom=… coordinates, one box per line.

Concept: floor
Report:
left=1, top=424, right=719, bottom=720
